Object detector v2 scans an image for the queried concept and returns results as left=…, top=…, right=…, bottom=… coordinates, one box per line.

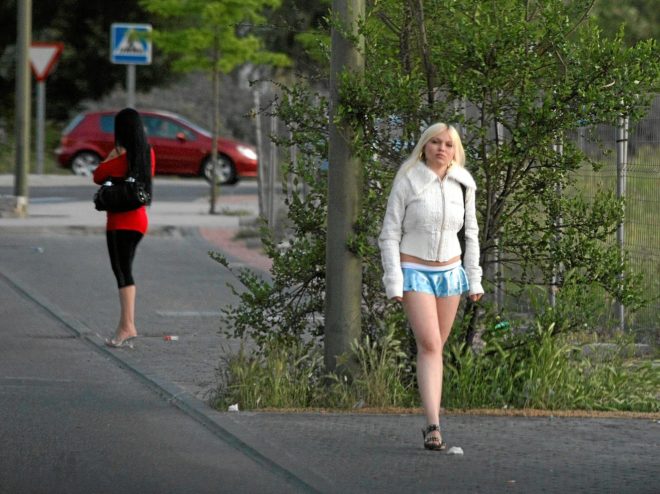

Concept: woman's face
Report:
left=423, top=130, right=455, bottom=169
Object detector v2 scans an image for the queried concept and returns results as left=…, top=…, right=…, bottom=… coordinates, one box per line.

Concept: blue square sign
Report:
left=111, top=23, right=152, bottom=65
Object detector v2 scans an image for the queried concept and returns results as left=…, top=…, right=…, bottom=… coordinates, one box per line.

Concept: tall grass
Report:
left=444, top=323, right=660, bottom=412
left=215, top=323, right=658, bottom=413
left=214, top=340, right=323, bottom=410
left=213, top=325, right=417, bottom=410
left=326, top=327, right=417, bottom=408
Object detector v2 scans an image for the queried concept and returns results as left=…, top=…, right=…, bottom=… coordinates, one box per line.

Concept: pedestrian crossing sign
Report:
left=110, top=23, right=152, bottom=65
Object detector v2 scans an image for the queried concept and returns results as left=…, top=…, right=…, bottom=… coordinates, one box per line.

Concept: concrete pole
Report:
left=615, top=114, right=629, bottom=331
left=550, top=141, right=563, bottom=308
left=14, top=0, right=32, bottom=216
left=324, top=0, right=365, bottom=373
left=35, top=80, right=45, bottom=174
left=494, top=121, right=505, bottom=311
left=253, top=75, right=265, bottom=219
left=126, top=65, right=136, bottom=108
left=268, top=114, right=277, bottom=228
left=288, top=130, right=297, bottom=201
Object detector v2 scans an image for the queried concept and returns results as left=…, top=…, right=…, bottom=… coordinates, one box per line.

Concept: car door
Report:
left=143, top=115, right=198, bottom=174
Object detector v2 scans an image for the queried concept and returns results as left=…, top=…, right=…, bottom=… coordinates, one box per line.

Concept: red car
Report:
left=55, top=109, right=258, bottom=184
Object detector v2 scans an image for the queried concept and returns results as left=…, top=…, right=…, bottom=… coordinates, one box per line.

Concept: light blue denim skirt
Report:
left=402, top=261, right=469, bottom=298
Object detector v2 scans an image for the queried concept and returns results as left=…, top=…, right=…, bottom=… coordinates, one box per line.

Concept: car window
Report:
left=63, top=113, right=86, bottom=134
left=144, top=116, right=195, bottom=141
left=100, top=115, right=114, bottom=133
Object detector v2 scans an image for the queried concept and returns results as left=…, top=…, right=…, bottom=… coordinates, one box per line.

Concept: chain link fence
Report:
left=573, top=95, right=660, bottom=340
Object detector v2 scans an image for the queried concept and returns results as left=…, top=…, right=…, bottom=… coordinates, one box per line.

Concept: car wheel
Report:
left=70, top=151, right=101, bottom=176
left=202, top=155, right=238, bottom=185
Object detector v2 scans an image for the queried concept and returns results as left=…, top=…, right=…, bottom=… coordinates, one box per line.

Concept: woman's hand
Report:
left=391, top=296, right=403, bottom=303
left=103, top=146, right=123, bottom=162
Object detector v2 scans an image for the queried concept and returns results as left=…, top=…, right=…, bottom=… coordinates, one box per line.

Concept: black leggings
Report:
left=106, top=230, right=143, bottom=288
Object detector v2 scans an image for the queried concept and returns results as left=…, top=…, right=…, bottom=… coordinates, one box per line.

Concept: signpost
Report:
left=29, top=42, right=63, bottom=174
left=110, top=23, right=152, bottom=108
left=13, top=0, right=31, bottom=216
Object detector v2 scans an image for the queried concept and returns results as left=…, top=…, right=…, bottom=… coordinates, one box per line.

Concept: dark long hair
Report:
left=114, top=108, right=152, bottom=198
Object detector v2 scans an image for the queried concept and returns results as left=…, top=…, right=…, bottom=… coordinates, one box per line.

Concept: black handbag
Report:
left=93, top=177, right=150, bottom=212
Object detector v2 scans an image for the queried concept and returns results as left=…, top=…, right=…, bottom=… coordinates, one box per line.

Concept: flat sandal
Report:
left=422, top=424, right=446, bottom=451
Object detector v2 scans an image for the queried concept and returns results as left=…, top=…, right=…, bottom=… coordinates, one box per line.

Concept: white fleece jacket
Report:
left=378, top=160, right=484, bottom=299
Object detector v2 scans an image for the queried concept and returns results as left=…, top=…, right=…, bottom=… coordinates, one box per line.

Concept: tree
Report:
left=216, top=0, right=658, bottom=354
left=409, top=0, right=657, bottom=337
left=259, top=0, right=331, bottom=73
left=141, top=0, right=290, bottom=212
left=0, top=0, right=173, bottom=122
left=591, top=0, right=659, bottom=45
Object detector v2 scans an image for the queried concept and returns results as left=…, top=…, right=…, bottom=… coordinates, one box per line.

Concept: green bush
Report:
left=213, top=324, right=417, bottom=410
left=444, top=323, right=659, bottom=412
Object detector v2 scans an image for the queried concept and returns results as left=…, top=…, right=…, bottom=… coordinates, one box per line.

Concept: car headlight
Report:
left=237, top=145, right=257, bottom=161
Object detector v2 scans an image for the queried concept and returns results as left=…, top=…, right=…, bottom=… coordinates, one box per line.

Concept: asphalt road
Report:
left=1, top=175, right=658, bottom=494
left=0, top=175, right=258, bottom=202
left=0, top=177, right=307, bottom=493
left=0, top=268, right=296, bottom=494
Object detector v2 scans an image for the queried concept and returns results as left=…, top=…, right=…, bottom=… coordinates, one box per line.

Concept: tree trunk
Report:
left=324, top=0, right=366, bottom=374
left=410, top=0, right=435, bottom=106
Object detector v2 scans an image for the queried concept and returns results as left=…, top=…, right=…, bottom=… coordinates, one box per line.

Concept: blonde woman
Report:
left=379, top=123, right=484, bottom=450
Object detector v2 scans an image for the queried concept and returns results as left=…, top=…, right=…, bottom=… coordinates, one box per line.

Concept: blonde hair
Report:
left=399, top=123, right=465, bottom=175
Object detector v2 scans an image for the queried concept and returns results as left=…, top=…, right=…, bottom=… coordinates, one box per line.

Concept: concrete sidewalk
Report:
left=1, top=175, right=658, bottom=493
left=0, top=173, right=260, bottom=229
left=0, top=174, right=271, bottom=271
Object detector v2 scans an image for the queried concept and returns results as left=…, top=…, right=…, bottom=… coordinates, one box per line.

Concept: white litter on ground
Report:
left=447, top=446, right=464, bottom=455
left=228, top=403, right=239, bottom=412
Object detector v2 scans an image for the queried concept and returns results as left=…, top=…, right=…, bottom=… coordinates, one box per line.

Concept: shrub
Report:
left=444, top=323, right=659, bottom=412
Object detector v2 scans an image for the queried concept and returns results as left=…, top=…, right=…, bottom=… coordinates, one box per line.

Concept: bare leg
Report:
left=434, top=295, right=462, bottom=415
left=403, top=292, right=443, bottom=427
left=403, top=292, right=461, bottom=443
left=114, top=284, right=138, bottom=341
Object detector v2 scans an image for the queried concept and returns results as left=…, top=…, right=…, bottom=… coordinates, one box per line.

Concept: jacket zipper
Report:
left=437, top=178, right=446, bottom=260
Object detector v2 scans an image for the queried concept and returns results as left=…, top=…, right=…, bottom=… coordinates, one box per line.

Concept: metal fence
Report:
left=573, top=95, right=660, bottom=338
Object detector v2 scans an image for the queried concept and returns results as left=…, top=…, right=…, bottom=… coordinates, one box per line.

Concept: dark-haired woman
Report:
left=93, top=108, right=155, bottom=348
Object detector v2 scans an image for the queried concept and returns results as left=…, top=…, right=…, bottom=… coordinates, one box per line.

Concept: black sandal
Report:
left=422, top=424, right=446, bottom=451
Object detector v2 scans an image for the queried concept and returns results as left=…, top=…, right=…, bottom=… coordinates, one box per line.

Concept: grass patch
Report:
left=213, top=325, right=417, bottom=411
left=216, top=207, right=253, bottom=217
left=213, top=323, right=659, bottom=414
left=444, top=323, right=659, bottom=412
left=249, top=407, right=660, bottom=420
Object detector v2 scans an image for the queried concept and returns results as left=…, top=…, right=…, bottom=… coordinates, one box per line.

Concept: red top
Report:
left=93, top=148, right=156, bottom=234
